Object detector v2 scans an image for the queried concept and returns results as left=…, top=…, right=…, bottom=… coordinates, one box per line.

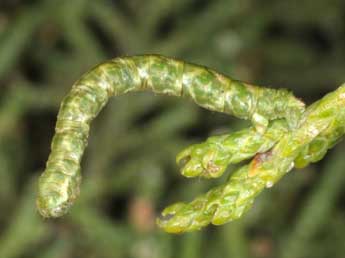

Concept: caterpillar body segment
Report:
left=37, top=55, right=305, bottom=218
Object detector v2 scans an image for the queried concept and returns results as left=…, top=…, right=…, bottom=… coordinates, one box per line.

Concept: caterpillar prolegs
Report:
left=37, top=55, right=305, bottom=219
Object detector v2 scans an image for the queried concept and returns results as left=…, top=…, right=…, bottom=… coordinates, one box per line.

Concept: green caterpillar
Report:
left=37, top=55, right=305, bottom=219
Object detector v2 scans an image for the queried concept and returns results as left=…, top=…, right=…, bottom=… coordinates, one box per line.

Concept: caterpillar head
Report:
left=37, top=193, right=72, bottom=218
left=37, top=169, right=81, bottom=218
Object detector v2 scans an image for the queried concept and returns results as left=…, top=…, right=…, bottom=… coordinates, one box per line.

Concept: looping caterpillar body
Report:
left=37, top=55, right=304, bottom=218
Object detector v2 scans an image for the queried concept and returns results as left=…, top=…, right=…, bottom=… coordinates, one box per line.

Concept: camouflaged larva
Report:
left=37, top=55, right=305, bottom=218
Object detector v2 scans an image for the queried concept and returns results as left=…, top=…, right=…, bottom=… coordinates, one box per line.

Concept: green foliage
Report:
left=1, top=0, right=345, bottom=258
left=158, top=85, right=345, bottom=233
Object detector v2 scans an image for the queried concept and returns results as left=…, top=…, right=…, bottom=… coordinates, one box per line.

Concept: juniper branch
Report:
left=157, top=85, right=345, bottom=233
left=177, top=90, right=345, bottom=178
left=176, top=119, right=289, bottom=178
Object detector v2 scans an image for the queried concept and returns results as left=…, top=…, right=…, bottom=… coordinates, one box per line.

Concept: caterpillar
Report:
left=37, top=55, right=305, bottom=218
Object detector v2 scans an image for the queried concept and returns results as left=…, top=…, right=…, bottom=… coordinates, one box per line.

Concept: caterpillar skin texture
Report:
left=37, top=55, right=305, bottom=218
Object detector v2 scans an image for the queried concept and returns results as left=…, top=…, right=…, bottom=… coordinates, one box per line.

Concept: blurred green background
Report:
left=1, top=0, right=345, bottom=258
